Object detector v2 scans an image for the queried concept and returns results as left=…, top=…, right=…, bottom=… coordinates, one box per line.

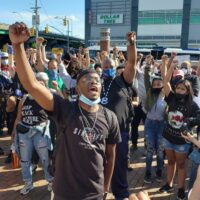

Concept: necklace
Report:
left=101, top=79, right=113, bottom=105
left=78, top=104, right=99, bottom=145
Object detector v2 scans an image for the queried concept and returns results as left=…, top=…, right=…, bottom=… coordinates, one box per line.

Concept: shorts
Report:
left=163, top=138, right=190, bottom=154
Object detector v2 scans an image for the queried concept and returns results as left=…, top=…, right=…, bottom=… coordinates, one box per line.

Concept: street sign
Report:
left=32, top=15, right=40, bottom=26
left=97, top=14, right=123, bottom=24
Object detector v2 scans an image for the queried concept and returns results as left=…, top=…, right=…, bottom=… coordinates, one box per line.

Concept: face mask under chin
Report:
left=79, top=94, right=101, bottom=106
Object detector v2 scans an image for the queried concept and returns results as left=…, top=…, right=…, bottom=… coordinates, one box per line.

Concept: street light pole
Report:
left=31, top=0, right=40, bottom=39
left=55, top=16, right=71, bottom=51
left=67, top=18, right=70, bottom=51
left=35, top=0, right=39, bottom=38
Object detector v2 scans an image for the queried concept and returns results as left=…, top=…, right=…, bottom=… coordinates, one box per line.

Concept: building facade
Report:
left=85, top=0, right=200, bottom=48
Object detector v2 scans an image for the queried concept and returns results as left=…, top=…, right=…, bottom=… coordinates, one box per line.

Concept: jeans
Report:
left=18, top=122, right=53, bottom=183
left=111, top=131, right=129, bottom=199
left=163, top=138, right=190, bottom=153
left=144, top=118, right=164, bottom=172
left=189, top=162, right=199, bottom=190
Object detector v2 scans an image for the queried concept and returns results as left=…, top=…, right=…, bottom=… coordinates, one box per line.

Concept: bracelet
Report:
left=127, top=40, right=136, bottom=46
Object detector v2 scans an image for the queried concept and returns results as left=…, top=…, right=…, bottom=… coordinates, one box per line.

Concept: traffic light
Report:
left=63, top=17, right=67, bottom=26
left=45, top=25, right=49, bottom=34
left=31, top=27, right=35, bottom=36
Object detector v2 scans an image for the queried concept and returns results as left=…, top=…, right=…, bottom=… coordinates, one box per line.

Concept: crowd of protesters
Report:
left=0, top=21, right=200, bottom=200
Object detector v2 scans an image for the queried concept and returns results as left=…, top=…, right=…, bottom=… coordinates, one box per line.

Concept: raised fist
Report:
left=37, top=37, right=44, bottom=45
left=161, top=55, right=168, bottom=62
left=126, top=31, right=136, bottom=42
left=171, top=52, right=177, bottom=58
left=9, top=22, right=30, bottom=45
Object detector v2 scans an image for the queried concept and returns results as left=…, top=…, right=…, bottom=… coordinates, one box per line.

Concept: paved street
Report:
left=0, top=127, right=192, bottom=200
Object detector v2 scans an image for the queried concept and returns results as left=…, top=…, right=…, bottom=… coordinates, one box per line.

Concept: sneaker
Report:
left=177, top=188, right=186, bottom=200
left=20, top=182, right=34, bottom=195
left=144, top=171, right=152, bottom=184
left=156, top=170, right=163, bottom=182
left=159, top=183, right=174, bottom=193
left=47, top=182, right=53, bottom=192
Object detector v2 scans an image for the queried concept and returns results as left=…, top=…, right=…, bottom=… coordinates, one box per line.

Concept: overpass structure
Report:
left=0, top=23, right=84, bottom=50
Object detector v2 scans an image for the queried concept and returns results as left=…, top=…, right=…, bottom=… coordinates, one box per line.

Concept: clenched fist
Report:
left=9, top=22, right=30, bottom=45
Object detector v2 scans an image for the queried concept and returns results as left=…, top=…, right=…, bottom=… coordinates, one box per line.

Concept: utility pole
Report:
left=63, top=16, right=70, bottom=51
left=31, top=0, right=40, bottom=39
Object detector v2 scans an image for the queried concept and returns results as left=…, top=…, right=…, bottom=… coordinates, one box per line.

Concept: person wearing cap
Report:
left=9, top=22, right=121, bottom=200
left=143, top=56, right=166, bottom=184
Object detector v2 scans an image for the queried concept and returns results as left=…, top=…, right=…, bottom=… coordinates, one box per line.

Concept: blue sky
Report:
left=0, top=0, right=85, bottom=38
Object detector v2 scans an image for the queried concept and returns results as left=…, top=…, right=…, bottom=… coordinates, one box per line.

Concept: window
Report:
left=138, top=9, right=183, bottom=25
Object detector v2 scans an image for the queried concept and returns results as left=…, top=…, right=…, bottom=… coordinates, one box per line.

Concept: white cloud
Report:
left=0, top=11, right=84, bottom=38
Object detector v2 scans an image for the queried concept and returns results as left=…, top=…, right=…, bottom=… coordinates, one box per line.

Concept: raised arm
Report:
left=143, top=56, right=153, bottom=92
left=123, top=32, right=137, bottom=84
left=84, top=48, right=90, bottom=69
left=8, top=45, right=16, bottom=78
left=9, top=22, right=53, bottom=111
left=163, top=52, right=176, bottom=97
left=41, top=40, right=49, bottom=64
left=197, top=60, right=200, bottom=77
left=35, top=37, right=45, bottom=72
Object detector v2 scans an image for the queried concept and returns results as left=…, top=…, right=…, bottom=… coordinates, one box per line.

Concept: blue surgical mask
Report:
left=49, top=69, right=58, bottom=80
left=1, top=59, right=8, bottom=66
left=103, top=68, right=116, bottom=78
left=79, top=94, right=100, bottom=106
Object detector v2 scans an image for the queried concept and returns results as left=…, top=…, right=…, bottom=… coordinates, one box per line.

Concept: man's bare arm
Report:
left=123, top=32, right=137, bottom=84
left=9, top=22, right=54, bottom=111
left=104, top=144, right=116, bottom=193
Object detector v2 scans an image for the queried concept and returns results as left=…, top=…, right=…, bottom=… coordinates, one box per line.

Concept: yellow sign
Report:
left=51, top=48, right=64, bottom=54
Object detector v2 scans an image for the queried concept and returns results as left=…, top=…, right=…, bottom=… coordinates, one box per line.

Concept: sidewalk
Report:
left=0, top=127, right=192, bottom=200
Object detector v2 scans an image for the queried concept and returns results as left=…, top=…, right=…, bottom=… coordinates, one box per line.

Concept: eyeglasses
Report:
left=81, top=75, right=101, bottom=85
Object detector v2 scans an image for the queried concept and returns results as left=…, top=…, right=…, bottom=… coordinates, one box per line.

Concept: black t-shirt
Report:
left=50, top=94, right=121, bottom=200
left=101, top=74, right=133, bottom=132
left=21, top=96, right=48, bottom=126
left=164, top=91, right=199, bottom=144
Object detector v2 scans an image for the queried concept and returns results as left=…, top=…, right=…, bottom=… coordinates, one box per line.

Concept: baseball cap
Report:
left=76, top=69, right=98, bottom=83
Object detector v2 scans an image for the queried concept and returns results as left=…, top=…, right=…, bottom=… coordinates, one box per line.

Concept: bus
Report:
left=164, top=48, right=200, bottom=61
left=88, top=45, right=151, bottom=58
